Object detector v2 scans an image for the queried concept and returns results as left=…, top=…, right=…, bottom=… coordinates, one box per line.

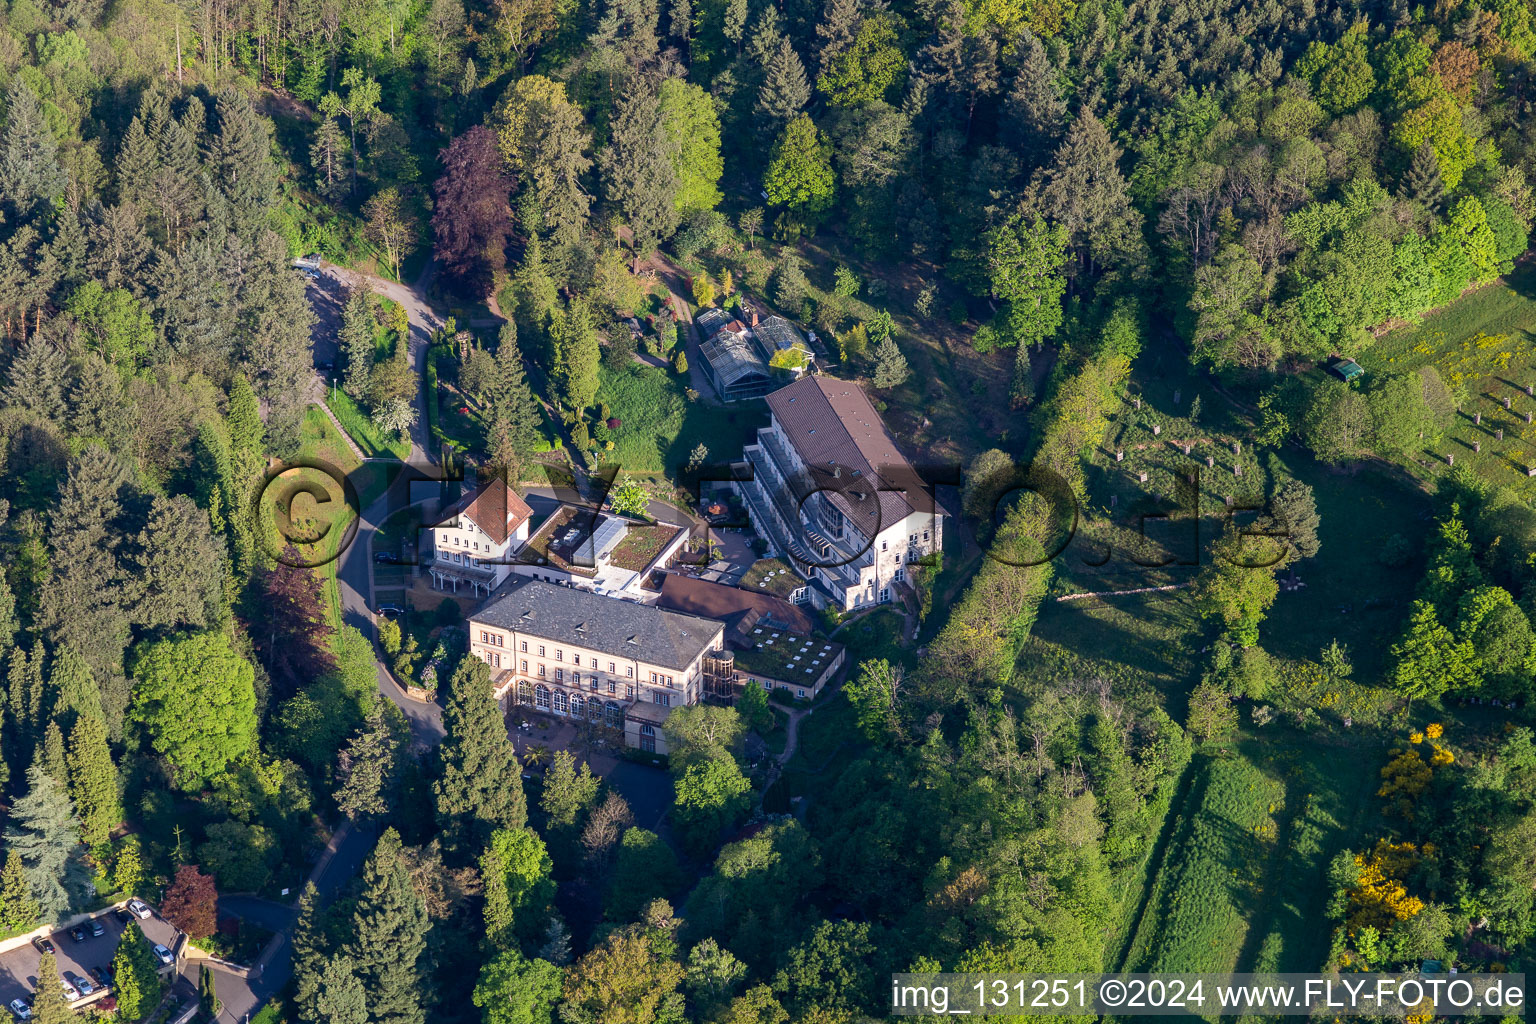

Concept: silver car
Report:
left=152, top=943, right=174, bottom=965
left=8, top=997, right=32, bottom=1020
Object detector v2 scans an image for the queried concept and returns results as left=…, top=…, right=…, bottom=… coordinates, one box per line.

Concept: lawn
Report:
left=279, top=407, right=362, bottom=629
left=1117, top=733, right=1378, bottom=976
left=1360, top=261, right=1536, bottom=493
left=597, top=363, right=765, bottom=478
left=606, top=522, right=681, bottom=571
left=740, top=557, right=805, bottom=598
left=834, top=607, right=912, bottom=672
left=325, top=389, right=411, bottom=460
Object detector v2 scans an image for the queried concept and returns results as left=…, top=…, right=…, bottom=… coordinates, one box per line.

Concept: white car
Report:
left=59, top=977, right=77, bottom=1002
left=126, top=898, right=152, bottom=920
left=8, top=998, right=32, bottom=1020
left=152, top=943, right=174, bottom=965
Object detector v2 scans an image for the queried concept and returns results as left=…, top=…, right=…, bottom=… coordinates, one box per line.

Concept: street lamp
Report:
left=330, top=377, right=336, bottom=403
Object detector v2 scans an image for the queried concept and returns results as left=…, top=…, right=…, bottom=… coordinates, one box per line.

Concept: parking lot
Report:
left=0, top=907, right=182, bottom=1009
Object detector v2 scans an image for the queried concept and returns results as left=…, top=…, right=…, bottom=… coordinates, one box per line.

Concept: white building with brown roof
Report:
left=735, top=375, right=944, bottom=611
left=425, top=477, right=534, bottom=598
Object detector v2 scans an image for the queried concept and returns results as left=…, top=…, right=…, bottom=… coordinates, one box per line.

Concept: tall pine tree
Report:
left=433, top=657, right=526, bottom=855
left=346, top=829, right=429, bottom=1024
left=3, top=760, right=82, bottom=921
left=66, top=711, right=119, bottom=849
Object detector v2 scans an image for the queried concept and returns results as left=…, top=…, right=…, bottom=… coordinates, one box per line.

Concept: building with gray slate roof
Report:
left=735, top=374, right=945, bottom=611
left=468, top=579, right=732, bottom=754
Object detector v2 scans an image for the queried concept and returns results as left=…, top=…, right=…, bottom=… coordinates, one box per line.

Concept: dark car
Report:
left=68, top=927, right=85, bottom=943
left=89, top=967, right=109, bottom=989
left=374, top=552, right=401, bottom=564
left=377, top=604, right=406, bottom=618
left=31, top=936, right=54, bottom=955
left=88, top=918, right=105, bottom=937
left=112, top=908, right=131, bottom=925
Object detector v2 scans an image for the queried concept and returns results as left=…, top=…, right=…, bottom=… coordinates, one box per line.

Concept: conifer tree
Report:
left=66, top=711, right=118, bottom=849
left=434, top=658, right=527, bottom=855
left=31, top=951, right=70, bottom=1024
left=602, top=86, right=680, bottom=265
left=111, top=921, right=165, bottom=1020
left=755, top=37, right=811, bottom=140
left=129, top=494, right=227, bottom=632
left=540, top=750, right=599, bottom=829
left=114, top=115, right=159, bottom=207
left=317, top=954, right=368, bottom=1024
left=2, top=335, right=67, bottom=421
left=548, top=298, right=600, bottom=415
left=480, top=842, right=515, bottom=951
left=311, top=116, right=351, bottom=202
left=3, top=761, right=82, bottom=921
left=340, top=290, right=378, bottom=400
left=1009, top=343, right=1034, bottom=409
left=226, top=373, right=267, bottom=488
left=871, top=333, right=910, bottom=389
left=212, top=90, right=279, bottom=233
left=0, top=79, right=66, bottom=224
left=0, top=850, right=38, bottom=931
left=40, top=720, right=66, bottom=788
left=1405, top=140, right=1445, bottom=215
left=486, top=326, right=544, bottom=480
left=346, top=828, right=428, bottom=1024
left=335, top=697, right=400, bottom=822
left=291, top=882, right=327, bottom=1023
left=199, top=964, right=222, bottom=1018
left=1001, top=31, right=1066, bottom=164
left=6, top=647, right=45, bottom=759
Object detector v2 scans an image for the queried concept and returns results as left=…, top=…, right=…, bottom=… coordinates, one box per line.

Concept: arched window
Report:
left=605, top=701, right=622, bottom=729
left=569, top=694, right=584, bottom=718
left=587, top=698, right=602, bottom=721
left=553, top=690, right=568, bottom=715
left=517, top=680, right=533, bottom=706
left=535, top=685, right=550, bottom=710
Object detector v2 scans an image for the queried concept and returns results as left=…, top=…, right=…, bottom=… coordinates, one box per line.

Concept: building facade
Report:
left=425, top=478, right=534, bottom=598
left=468, top=579, right=731, bottom=754
left=736, top=375, right=945, bottom=611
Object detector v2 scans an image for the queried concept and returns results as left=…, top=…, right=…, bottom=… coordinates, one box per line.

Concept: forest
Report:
left=0, top=0, right=1534, bottom=1019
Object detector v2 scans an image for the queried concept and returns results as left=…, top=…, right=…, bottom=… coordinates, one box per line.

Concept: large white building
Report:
left=424, top=477, right=534, bottom=598
left=736, top=375, right=944, bottom=611
left=469, top=579, right=733, bottom=754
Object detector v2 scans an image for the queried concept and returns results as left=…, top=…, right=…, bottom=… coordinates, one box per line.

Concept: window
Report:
left=640, top=723, right=654, bottom=736
left=894, top=567, right=905, bottom=582
left=608, top=680, right=617, bottom=694
left=895, top=551, right=903, bottom=564
left=797, top=689, right=806, bottom=699
left=639, top=735, right=656, bottom=753
left=535, top=686, right=550, bottom=710
left=572, top=672, right=581, bottom=685
left=910, top=533, right=918, bottom=545
left=493, top=653, right=501, bottom=668
left=521, top=641, right=528, bottom=652
left=553, top=691, right=568, bottom=715
left=538, top=646, right=545, bottom=656
left=652, top=692, right=671, bottom=708
left=573, top=654, right=581, bottom=666
left=881, top=540, right=887, bottom=550
left=608, top=662, right=615, bottom=673
left=590, top=678, right=599, bottom=691
left=626, top=667, right=634, bottom=677
left=625, top=685, right=635, bottom=699
left=480, top=631, right=488, bottom=642
left=555, top=650, right=563, bottom=662
left=520, top=660, right=528, bottom=672
left=570, top=695, right=583, bottom=717
left=880, top=587, right=890, bottom=602
left=923, top=530, right=930, bottom=541
left=555, top=669, right=563, bottom=682
left=649, top=672, right=657, bottom=683
left=538, top=665, right=546, bottom=678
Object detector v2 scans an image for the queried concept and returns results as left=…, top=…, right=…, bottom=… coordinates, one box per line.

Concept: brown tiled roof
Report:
left=442, top=478, right=532, bottom=545
left=764, top=375, right=934, bottom=527
left=656, top=573, right=816, bottom=635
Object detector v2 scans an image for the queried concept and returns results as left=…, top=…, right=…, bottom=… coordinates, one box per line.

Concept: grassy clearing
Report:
left=325, top=390, right=411, bottom=460
left=835, top=607, right=913, bottom=672
left=596, top=363, right=765, bottom=477
left=1117, top=734, right=1378, bottom=978
left=1360, top=262, right=1536, bottom=492
left=277, top=408, right=362, bottom=629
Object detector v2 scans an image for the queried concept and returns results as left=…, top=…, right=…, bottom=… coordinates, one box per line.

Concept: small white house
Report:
left=425, top=478, right=534, bottom=598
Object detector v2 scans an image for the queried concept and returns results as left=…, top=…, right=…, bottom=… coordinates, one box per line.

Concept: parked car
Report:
left=70, top=974, right=94, bottom=997
left=8, top=997, right=31, bottom=1020
left=89, top=967, right=109, bottom=989
left=68, top=927, right=85, bottom=943
left=126, top=899, right=152, bottom=919
left=151, top=943, right=174, bottom=966
left=376, top=604, right=406, bottom=618
left=112, top=908, right=131, bottom=925
left=59, top=978, right=77, bottom=1002
left=30, top=936, right=54, bottom=954
left=374, top=552, right=401, bottom=564
left=88, top=918, right=105, bottom=937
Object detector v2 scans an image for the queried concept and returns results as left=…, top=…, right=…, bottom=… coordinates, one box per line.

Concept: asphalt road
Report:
left=0, top=909, right=180, bottom=1010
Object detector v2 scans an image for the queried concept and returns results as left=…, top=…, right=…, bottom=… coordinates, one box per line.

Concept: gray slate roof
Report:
left=474, top=579, right=724, bottom=671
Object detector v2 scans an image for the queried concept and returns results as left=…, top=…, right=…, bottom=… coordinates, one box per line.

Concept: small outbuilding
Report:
left=1328, top=357, right=1365, bottom=382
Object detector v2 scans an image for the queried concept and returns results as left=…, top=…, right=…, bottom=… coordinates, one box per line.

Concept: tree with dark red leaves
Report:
left=161, top=864, right=218, bottom=940
left=253, top=547, right=336, bottom=701
left=431, top=126, right=515, bottom=296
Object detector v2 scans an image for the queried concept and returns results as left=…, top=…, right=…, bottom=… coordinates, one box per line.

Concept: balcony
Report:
left=428, top=552, right=499, bottom=581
